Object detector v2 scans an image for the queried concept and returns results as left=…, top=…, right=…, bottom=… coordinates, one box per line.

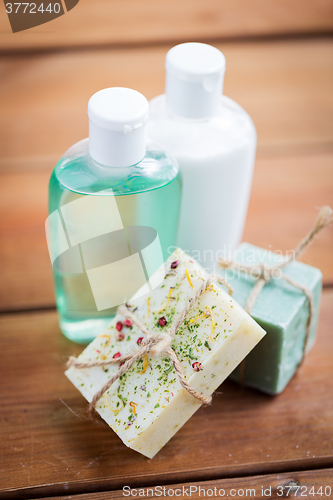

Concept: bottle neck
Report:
left=88, top=119, right=147, bottom=168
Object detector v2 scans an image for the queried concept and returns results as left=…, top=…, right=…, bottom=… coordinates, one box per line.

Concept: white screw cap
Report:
left=165, top=43, right=226, bottom=119
left=88, top=87, right=149, bottom=167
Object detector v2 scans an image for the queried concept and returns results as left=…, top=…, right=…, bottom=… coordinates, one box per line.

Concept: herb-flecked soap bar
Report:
left=222, top=243, right=322, bottom=395
left=66, top=248, right=266, bottom=458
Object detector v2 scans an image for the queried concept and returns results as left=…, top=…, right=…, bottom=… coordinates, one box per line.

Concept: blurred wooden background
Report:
left=0, top=0, right=333, bottom=312
left=0, top=1, right=332, bottom=498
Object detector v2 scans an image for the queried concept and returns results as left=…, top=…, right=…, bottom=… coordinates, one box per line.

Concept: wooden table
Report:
left=1, top=1, right=333, bottom=498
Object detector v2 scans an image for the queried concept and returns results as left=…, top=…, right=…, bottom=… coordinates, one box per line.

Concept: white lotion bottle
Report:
left=148, top=42, right=257, bottom=272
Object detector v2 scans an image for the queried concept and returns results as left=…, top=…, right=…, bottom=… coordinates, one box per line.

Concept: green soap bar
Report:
left=221, top=243, right=322, bottom=395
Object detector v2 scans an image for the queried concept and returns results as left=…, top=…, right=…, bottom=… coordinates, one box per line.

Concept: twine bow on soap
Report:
left=218, top=206, right=333, bottom=375
left=67, top=273, right=233, bottom=415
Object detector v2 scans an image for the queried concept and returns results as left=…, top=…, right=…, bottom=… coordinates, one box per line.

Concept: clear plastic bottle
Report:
left=46, top=88, right=181, bottom=344
left=148, top=43, right=256, bottom=273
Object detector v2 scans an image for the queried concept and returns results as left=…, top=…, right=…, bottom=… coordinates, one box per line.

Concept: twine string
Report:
left=68, top=207, right=332, bottom=403
left=67, top=272, right=233, bottom=414
left=219, top=206, right=332, bottom=377
left=280, top=205, right=333, bottom=268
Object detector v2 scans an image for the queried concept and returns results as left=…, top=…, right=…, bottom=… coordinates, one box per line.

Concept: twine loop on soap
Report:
left=218, top=206, right=333, bottom=375
left=67, top=272, right=233, bottom=415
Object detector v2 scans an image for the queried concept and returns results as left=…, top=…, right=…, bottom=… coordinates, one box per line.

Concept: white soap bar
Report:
left=66, top=248, right=266, bottom=458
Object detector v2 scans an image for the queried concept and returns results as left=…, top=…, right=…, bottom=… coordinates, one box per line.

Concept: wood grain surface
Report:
left=1, top=0, right=332, bottom=495
left=0, top=39, right=332, bottom=167
left=1, top=0, right=333, bottom=52
left=0, top=289, right=332, bottom=499
left=31, top=469, right=333, bottom=500
left=0, top=39, right=332, bottom=312
left=1, top=151, right=332, bottom=312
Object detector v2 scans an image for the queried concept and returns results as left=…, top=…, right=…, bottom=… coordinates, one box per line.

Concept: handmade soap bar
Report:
left=66, top=248, right=266, bottom=458
left=221, top=243, right=322, bottom=395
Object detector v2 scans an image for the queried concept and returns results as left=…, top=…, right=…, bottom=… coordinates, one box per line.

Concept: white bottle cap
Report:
left=88, top=87, right=148, bottom=167
left=165, top=43, right=226, bottom=119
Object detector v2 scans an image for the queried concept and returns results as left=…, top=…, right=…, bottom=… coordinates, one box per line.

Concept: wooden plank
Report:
left=0, top=151, right=332, bottom=312
left=243, top=151, right=333, bottom=283
left=0, top=0, right=332, bottom=52
left=0, top=39, right=332, bottom=168
left=0, top=290, right=332, bottom=499
left=0, top=170, right=53, bottom=310
left=31, top=469, right=333, bottom=500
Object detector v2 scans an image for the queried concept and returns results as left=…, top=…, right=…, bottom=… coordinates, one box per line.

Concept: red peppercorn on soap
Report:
left=66, top=248, right=266, bottom=458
